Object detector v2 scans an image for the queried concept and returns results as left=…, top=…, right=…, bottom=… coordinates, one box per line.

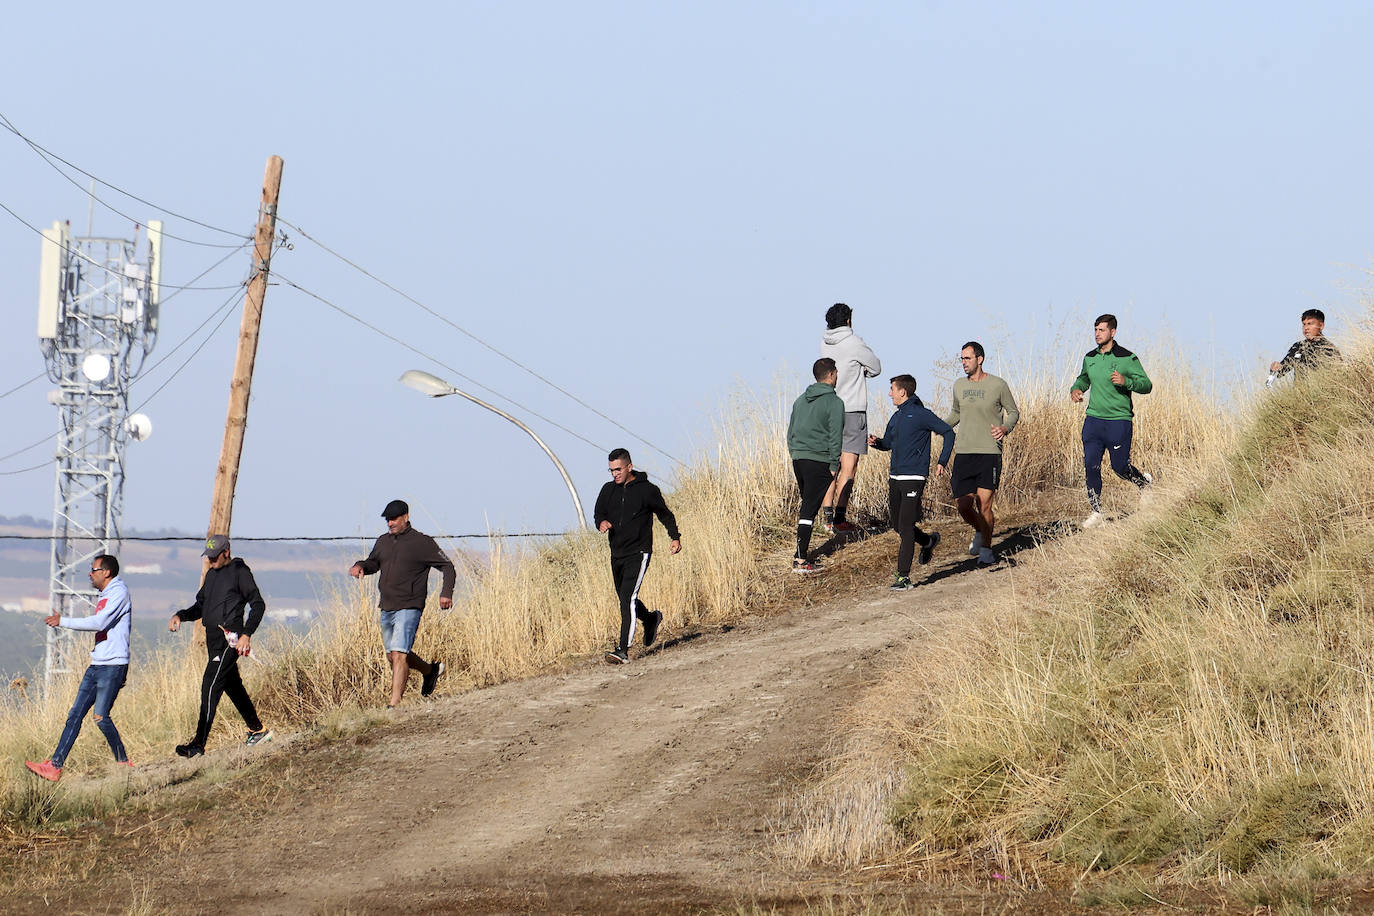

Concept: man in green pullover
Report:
left=1070, top=314, right=1154, bottom=528
left=786, top=358, right=844, bottom=573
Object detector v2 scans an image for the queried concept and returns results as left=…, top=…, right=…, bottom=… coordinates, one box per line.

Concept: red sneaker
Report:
left=25, top=759, right=61, bottom=782
left=834, top=520, right=860, bottom=533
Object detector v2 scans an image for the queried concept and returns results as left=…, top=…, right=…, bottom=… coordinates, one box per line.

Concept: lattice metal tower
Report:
left=37, top=220, right=163, bottom=691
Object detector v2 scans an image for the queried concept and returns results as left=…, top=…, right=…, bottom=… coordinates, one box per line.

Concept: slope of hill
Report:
left=793, top=352, right=1374, bottom=898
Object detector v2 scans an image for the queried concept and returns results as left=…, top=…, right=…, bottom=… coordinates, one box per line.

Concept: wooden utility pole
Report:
left=204, top=156, right=284, bottom=568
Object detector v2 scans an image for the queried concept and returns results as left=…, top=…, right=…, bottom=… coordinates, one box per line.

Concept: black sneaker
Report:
left=605, top=647, right=629, bottom=665
left=889, top=575, right=914, bottom=590
left=175, top=743, right=204, bottom=758
left=421, top=660, right=445, bottom=697
left=918, top=531, right=941, bottom=566
left=643, top=611, right=663, bottom=648
left=244, top=728, right=273, bottom=747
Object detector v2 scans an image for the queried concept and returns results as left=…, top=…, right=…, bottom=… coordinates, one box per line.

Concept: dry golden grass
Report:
left=0, top=324, right=1238, bottom=863
left=788, top=322, right=1374, bottom=883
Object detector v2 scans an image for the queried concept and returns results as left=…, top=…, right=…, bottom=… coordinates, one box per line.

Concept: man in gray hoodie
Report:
left=819, top=303, right=882, bottom=532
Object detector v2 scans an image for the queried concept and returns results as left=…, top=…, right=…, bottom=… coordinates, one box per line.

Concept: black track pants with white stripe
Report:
left=192, top=636, right=263, bottom=746
left=610, top=552, right=654, bottom=651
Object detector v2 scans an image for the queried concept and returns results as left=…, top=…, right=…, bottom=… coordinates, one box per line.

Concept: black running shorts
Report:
left=950, top=453, right=1002, bottom=498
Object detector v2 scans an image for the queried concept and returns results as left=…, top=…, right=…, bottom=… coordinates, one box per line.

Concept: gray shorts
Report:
left=842, top=412, right=868, bottom=455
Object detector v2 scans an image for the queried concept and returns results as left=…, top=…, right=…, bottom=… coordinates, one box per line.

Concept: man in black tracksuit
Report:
left=168, top=535, right=271, bottom=757
left=594, top=448, right=682, bottom=665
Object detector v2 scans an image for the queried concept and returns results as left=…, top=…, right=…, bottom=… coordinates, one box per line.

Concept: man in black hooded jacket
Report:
left=168, top=535, right=271, bottom=756
left=594, top=448, right=682, bottom=664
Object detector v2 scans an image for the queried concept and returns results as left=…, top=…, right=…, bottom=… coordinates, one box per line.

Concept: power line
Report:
left=0, top=372, right=45, bottom=401
left=278, top=218, right=685, bottom=467
left=274, top=272, right=615, bottom=457
left=0, top=111, right=249, bottom=246
left=0, top=461, right=52, bottom=478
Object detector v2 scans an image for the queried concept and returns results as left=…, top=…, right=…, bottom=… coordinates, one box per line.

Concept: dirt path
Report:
left=3, top=540, right=1042, bottom=915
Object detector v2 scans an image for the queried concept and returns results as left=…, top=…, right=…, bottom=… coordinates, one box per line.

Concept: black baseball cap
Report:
left=381, top=499, right=409, bottom=520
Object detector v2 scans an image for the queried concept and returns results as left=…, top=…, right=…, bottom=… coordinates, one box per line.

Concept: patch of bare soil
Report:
left=0, top=522, right=1123, bottom=915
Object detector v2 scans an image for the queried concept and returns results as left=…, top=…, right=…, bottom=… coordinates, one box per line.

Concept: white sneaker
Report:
left=1082, top=511, right=1105, bottom=529
left=978, top=547, right=997, bottom=566
left=968, top=531, right=984, bottom=556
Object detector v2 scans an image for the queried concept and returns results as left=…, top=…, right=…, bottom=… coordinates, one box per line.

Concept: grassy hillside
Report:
left=789, top=335, right=1374, bottom=890
left=0, top=336, right=1227, bottom=841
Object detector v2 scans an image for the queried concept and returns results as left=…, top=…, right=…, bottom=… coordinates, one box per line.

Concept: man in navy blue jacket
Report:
left=868, top=375, right=955, bottom=589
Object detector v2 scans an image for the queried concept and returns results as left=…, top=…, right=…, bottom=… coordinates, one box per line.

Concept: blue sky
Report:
left=1, top=2, right=1370, bottom=542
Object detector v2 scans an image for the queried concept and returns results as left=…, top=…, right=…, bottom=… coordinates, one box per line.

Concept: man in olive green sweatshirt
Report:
left=786, top=358, right=844, bottom=573
left=944, top=342, right=1020, bottom=567
left=1070, top=314, right=1154, bottom=528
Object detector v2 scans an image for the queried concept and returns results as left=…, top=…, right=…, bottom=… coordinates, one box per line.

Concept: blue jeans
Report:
left=52, top=663, right=128, bottom=768
left=379, top=608, right=422, bottom=653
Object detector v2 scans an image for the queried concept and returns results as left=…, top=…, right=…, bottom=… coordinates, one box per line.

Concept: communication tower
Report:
left=37, top=220, right=162, bottom=691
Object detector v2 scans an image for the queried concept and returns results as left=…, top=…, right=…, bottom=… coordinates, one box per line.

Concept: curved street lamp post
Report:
left=399, top=370, right=588, bottom=530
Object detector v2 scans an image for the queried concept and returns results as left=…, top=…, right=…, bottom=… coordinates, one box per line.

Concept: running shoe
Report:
left=643, top=610, right=663, bottom=648
left=244, top=728, right=274, bottom=747
left=605, top=647, right=630, bottom=665
left=968, top=531, right=984, bottom=556
left=1082, top=511, right=1105, bottom=529
left=174, top=743, right=205, bottom=758
left=421, top=660, right=446, bottom=697
left=25, top=759, right=61, bottom=782
left=978, top=547, right=997, bottom=566
left=834, top=520, right=860, bottom=533
left=918, top=531, right=941, bottom=565
left=889, top=575, right=914, bottom=591
left=792, top=558, right=820, bottom=574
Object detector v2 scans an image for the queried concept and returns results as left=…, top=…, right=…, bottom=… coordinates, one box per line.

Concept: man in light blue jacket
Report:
left=25, top=554, right=133, bottom=782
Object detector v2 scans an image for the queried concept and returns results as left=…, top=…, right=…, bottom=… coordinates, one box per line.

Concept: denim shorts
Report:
left=379, top=608, right=422, bottom=653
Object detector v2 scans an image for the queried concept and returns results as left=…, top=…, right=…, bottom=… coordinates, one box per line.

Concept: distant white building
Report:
left=123, top=563, right=162, bottom=575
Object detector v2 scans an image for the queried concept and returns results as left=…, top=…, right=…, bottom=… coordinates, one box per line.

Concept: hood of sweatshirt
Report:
left=822, top=326, right=854, bottom=347
left=802, top=382, right=837, bottom=402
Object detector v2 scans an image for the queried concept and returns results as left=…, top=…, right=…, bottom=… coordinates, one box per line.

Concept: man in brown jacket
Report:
left=349, top=500, right=456, bottom=707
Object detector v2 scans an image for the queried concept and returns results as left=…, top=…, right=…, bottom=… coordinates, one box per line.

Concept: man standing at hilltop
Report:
left=169, top=536, right=273, bottom=756
left=1270, top=308, right=1341, bottom=379
left=869, top=374, right=955, bottom=589
left=944, top=342, right=1020, bottom=567
left=349, top=500, right=455, bottom=708
left=819, top=303, right=882, bottom=533
left=595, top=449, right=681, bottom=665
left=1071, top=314, right=1154, bottom=529
left=787, top=358, right=844, bottom=573
left=25, top=554, right=133, bottom=782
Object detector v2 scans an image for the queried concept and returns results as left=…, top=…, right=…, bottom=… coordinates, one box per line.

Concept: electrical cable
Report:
left=274, top=272, right=614, bottom=456
left=0, top=111, right=249, bottom=245
left=277, top=218, right=685, bottom=467
left=0, top=372, right=45, bottom=401
left=0, top=461, right=52, bottom=478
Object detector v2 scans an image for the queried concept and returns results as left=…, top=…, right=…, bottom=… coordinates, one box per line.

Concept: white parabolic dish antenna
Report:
left=81, top=352, right=111, bottom=382
left=125, top=413, right=153, bottom=441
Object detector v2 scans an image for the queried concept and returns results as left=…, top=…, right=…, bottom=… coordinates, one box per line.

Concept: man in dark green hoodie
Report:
left=1070, top=314, right=1154, bottom=528
left=787, top=358, right=844, bottom=573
